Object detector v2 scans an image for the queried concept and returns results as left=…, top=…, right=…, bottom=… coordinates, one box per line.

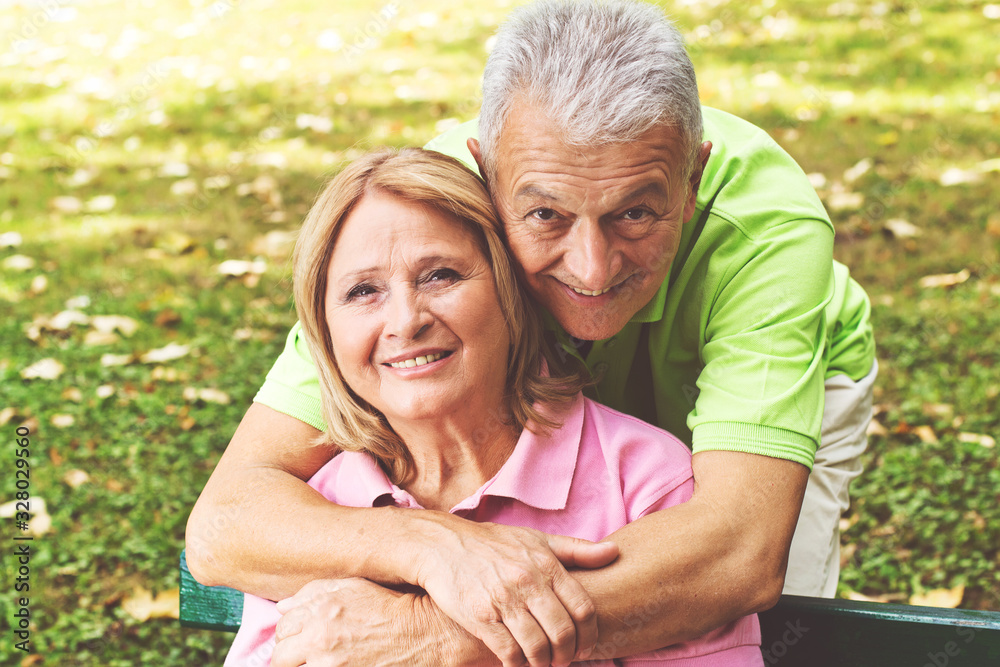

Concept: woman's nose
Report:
left=384, top=289, right=432, bottom=340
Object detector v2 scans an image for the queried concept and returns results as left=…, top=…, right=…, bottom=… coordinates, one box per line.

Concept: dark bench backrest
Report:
left=179, top=551, right=1000, bottom=665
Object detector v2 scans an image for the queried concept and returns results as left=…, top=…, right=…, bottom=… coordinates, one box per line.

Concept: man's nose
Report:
left=385, top=289, right=432, bottom=340
left=563, top=218, right=621, bottom=289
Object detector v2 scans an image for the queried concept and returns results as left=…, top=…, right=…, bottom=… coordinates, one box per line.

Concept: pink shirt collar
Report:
left=341, top=393, right=585, bottom=513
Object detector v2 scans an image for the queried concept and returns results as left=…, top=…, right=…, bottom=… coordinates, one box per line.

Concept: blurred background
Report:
left=1, top=0, right=998, bottom=663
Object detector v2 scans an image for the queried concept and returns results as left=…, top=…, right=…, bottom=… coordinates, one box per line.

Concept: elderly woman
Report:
left=224, top=148, right=762, bottom=666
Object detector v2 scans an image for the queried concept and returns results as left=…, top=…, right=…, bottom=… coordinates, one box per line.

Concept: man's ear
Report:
left=683, top=141, right=712, bottom=222
left=467, top=138, right=487, bottom=180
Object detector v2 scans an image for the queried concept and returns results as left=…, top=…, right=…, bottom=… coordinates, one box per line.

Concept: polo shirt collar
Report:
left=346, top=394, right=586, bottom=513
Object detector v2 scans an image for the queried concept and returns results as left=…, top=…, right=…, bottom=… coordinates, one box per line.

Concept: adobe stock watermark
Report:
left=335, top=2, right=400, bottom=61
left=6, top=0, right=68, bottom=54
left=762, top=618, right=809, bottom=664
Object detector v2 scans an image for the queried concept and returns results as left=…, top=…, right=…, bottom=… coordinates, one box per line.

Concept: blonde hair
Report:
left=294, top=147, right=586, bottom=485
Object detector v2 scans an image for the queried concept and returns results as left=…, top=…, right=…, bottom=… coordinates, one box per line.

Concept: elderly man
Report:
left=187, top=0, right=875, bottom=665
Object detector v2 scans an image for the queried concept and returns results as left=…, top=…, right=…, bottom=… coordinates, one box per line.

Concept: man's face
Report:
left=480, top=101, right=707, bottom=341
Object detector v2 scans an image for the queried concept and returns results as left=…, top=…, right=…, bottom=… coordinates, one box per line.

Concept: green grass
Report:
left=1, top=0, right=998, bottom=663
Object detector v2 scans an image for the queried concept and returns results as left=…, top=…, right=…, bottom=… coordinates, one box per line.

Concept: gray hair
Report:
left=479, top=0, right=703, bottom=180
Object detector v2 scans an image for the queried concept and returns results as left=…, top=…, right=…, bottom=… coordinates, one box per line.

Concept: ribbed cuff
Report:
left=692, top=421, right=816, bottom=470
left=253, top=383, right=327, bottom=432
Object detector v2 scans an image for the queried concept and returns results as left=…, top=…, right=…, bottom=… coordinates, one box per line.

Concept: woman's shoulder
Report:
left=580, top=396, right=692, bottom=458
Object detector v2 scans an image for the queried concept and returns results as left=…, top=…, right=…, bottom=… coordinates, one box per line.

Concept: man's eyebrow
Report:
left=513, top=184, right=560, bottom=202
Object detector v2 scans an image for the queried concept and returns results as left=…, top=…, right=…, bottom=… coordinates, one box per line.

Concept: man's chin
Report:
left=548, top=303, right=632, bottom=342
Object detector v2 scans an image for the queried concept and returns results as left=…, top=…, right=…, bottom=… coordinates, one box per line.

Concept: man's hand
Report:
left=272, top=578, right=493, bottom=667
left=405, top=514, right=620, bottom=667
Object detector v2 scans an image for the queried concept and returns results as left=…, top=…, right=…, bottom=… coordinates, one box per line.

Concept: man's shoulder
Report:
left=697, top=107, right=832, bottom=239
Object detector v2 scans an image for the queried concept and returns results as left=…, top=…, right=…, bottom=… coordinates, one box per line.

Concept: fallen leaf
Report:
left=96, top=384, right=115, bottom=399
left=157, top=231, right=196, bottom=255
left=919, top=269, right=970, bottom=289
left=21, top=358, right=65, bottom=380
left=0, top=407, right=16, bottom=425
left=50, top=414, right=75, bottom=428
left=883, top=218, right=922, bottom=240
left=29, top=275, right=48, bottom=294
left=61, top=387, right=83, bottom=402
left=0, top=497, right=51, bottom=536
left=958, top=432, right=996, bottom=448
left=158, top=161, right=190, bottom=178
left=217, top=259, right=267, bottom=276
left=101, top=353, right=134, bottom=367
left=866, top=418, right=889, bottom=437
left=51, top=195, right=83, bottom=214
left=85, top=194, right=116, bottom=212
left=180, top=416, right=197, bottom=430
left=83, top=330, right=120, bottom=346
left=140, top=343, right=190, bottom=364
left=182, top=387, right=231, bottom=405
left=826, top=191, right=864, bottom=211
left=939, top=167, right=983, bottom=187
left=844, top=158, right=873, bottom=183
left=49, top=447, right=64, bottom=465
left=910, top=585, right=964, bottom=609
left=154, top=308, right=182, bottom=327
left=806, top=172, right=827, bottom=189
left=48, top=309, right=90, bottom=330
left=0, top=231, right=22, bottom=248
left=64, top=469, right=90, bottom=488
left=846, top=591, right=891, bottom=603
left=90, top=315, right=139, bottom=336
left=913, top=425, right=938, bottom=443
left=169, top=179, right=198, bottom=196
left=3, top=254, right=36, bottom=271
left=921, top=403, right=953, bottom=419
left=65, top=295, right=91, bottom=309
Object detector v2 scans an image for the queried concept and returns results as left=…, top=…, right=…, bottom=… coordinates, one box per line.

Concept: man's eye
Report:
left=622, top=208, right=649, bottom=221
left=529, top=208, right=559, bottom=222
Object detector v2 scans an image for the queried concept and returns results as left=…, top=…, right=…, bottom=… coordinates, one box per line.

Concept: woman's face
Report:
left=325, top=191, right=512, bottom=426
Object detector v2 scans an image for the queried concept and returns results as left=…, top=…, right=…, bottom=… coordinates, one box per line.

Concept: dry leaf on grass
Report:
left=958, top=432, right=996, bottom=448
left=122, top=587, right=180, bottom=622
left=21, top=358, right=65, bottom=380
left=919, top=269, right=970, bottom=289
left=140, top=343, right=190, bottom=364
left=910, top=585, right=965, bottom=609
left=913, top=425, right=938, bottom=443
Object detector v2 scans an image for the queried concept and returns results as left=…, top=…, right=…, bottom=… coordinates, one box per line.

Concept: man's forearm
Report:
left=572, top=450, right=808, bottom=659
left=187, top=463, right=420, bottom=599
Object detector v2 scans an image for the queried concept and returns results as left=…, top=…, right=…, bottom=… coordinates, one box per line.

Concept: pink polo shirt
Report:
left=226, top=393, right=762, bottom=666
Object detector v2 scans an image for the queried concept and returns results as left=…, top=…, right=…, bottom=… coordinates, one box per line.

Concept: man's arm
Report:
left=574, top=449, right=808, bottom=657
left=185, top=402, right=618, bottom=667
left=269, top=449, right=808, bottom=665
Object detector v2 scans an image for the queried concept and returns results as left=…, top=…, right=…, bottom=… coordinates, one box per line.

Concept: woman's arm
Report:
left=185, top=402, right=617, bottom=667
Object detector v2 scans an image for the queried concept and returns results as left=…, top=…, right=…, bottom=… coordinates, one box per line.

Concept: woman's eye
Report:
left=346, top=284, right=377, bottom=300
left=427, top=268, right=460, bottom=283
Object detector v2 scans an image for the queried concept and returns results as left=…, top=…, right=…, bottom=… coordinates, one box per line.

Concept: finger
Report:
left=271, top=632, right=308, bottom=667
left=523, top=590, right=579, bottom=666
left=549, top=569, right=599, bottom=661
left=546, top=534, right=619, bottom=569
left=277, top=579, right=343, bottom=613
left=502, top=606, right=554, bottom=667
left=477, top=618, right=529, bottom=667
left=275, top=606, right=306, bottom=642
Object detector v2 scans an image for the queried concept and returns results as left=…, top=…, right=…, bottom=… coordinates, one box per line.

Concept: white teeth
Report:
left=388, top=352, right=445, bottom=369
left=571, top=286, right=611, bottom=296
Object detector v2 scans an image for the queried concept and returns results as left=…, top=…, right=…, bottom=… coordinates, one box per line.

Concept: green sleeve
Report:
left=688, top=215, right=834, bottom=469
left=253, top=322, right=327, bottom=431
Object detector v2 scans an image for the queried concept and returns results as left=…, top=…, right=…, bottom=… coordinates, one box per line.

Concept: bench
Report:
left=180, top=550, right=1000, bottom=665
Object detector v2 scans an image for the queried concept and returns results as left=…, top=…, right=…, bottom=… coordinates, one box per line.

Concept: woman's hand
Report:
left=404, top=513, right=620, bottom=667
left=271, top=578, right=491, bottom=667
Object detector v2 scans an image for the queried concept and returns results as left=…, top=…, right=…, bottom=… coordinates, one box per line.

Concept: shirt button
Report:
left=594, top=361, right=610, bottom=376
left=606, top=337, right=617, bottom=348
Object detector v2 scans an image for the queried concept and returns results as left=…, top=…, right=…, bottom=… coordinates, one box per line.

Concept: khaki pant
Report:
left=783, top=360, right=878, bottom=597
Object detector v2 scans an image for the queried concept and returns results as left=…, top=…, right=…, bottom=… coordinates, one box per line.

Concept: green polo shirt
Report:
left=255, top=107, right=874, bottom=469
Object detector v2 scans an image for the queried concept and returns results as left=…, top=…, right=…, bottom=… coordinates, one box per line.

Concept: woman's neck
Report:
left=390, top=410, right=520, bottom=512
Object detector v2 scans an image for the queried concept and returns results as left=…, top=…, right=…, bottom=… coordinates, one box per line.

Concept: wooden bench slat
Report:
left=179, top=550, right=1000, bottom=665
left=179, top=549, right=243, bottom=632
